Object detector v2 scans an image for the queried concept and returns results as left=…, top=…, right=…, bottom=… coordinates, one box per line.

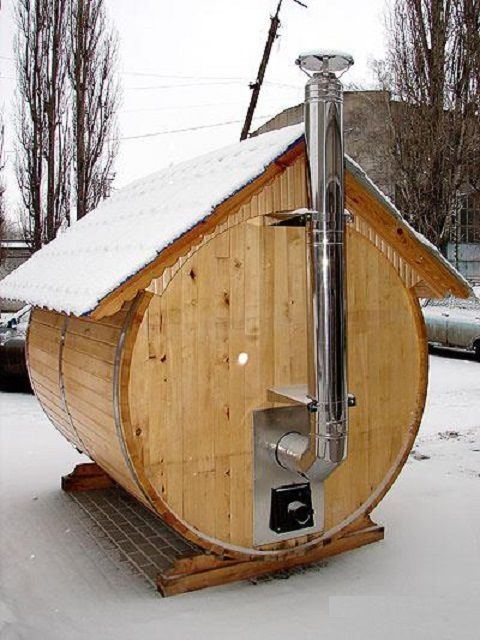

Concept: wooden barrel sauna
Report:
left=26, top=217, right=428, bottom=559
left=2, top=53, right=469, bottom=589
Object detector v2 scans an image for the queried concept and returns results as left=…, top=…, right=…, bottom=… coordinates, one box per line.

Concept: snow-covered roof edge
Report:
left=345, top=155, right=473, bottom=298
left=0, top=127, right=305, bottom=316
left=0, top=124, right=471, bottom=317
left=89, top=143, right=470, bottom=314
left=84, top=135, right=305, bottom=316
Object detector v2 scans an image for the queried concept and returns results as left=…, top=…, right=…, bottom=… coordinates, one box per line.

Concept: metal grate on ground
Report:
left=62, top=484, right=332, bottom=594
left=67, top=485, right=200, bottom=589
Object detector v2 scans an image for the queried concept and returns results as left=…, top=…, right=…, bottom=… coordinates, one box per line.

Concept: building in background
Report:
left=254, top=90, right=395, bottom=197
left=0, top=229, right=31, bottom=313
left=448, top=190, right=480, bottom=284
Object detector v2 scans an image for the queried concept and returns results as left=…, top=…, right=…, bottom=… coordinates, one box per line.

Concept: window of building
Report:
left=453, top=193, right=480, bottom=243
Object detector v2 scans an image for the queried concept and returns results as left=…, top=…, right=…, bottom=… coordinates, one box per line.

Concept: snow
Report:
left=0, top=124, right=468, bottom=317
left=1, top=352, right=479, bottom=639
left=0, top=125, right=303, bottom=317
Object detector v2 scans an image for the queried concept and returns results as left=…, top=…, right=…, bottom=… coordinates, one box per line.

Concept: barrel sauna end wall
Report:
left=26, top=220, right=427, bottom=559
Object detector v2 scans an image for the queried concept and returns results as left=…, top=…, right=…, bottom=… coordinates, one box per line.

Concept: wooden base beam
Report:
left=157, top=519, right=384, bottom=597
left=61, top=462, right=115, bottom=492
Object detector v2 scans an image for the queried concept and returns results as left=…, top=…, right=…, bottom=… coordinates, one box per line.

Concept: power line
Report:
left=120, top=96, right=287, bottom=114
left=121, top=101, right=243, bottom=113
left=1, top=61, right=301, bottom=91
left=121, top=71, right=249, bottom=81
left=123, top=79, right=301, bottom=92
left=265, top=80, right=302, bottom=89
left=120, top=114, right=273, bottom=141
left=124, top=80, right=245, bottom=91
left=0, top=72, right=300, bottom=91
left=120, top=68, right=302, bottom=87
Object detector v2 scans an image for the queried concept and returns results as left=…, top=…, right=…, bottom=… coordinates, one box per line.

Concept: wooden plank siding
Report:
left=27, top=302, right=149, bottom=507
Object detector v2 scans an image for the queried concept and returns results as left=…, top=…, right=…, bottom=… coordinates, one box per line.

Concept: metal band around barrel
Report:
left=113, top=294, right=153, bottom=506
left=59, top=315, right=90, bottom=455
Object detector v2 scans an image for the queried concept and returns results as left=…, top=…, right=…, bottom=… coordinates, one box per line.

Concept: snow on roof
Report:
left=0, top=125, right=303, bottom=316
left=0, top=122, right=469, bottom=316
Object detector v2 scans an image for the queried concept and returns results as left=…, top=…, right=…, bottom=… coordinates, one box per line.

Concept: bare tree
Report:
left=44, top=0, right=72, bottom=238
left=15, top=0, right=46, bottom=251
left=14, top=0, right=71, bottom=252
left=69, top=0, right=119, bottom=220
left=377, top=0, right=480, bottom=251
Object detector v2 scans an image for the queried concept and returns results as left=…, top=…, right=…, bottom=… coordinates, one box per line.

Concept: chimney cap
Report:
left=296, top=50, right=354, bottom=75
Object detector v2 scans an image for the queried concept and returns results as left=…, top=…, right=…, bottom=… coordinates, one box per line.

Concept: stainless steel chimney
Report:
left=253, top=51, right=354, bottom=544
left=276, top=50, right=354, bottom=479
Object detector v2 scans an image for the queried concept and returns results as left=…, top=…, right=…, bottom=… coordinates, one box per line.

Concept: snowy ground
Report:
left=1, top=352, right=479, bottom=640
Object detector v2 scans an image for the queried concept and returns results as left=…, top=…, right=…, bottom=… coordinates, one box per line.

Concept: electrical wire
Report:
left=121, top=100, right=242, bottom=113
left=120, top=114, right=273, bottom=141
left=121, top=71, right=302, bottom=89
left=120, top=95, right=286, bottom=113
left=121, top=71, right=249, bottom=81
left=124, top=80, right=244, bottom=91
left=124, top=80, right=301, bottom=91
left=2, top=58, right=302, bottom=90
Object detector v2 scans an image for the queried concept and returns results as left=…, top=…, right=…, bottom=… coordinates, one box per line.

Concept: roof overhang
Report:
left=89, top=138, right=471, bottom=319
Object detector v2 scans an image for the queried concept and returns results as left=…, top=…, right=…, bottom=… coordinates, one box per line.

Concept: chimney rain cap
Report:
left=296, top=50, right=354, bottom=75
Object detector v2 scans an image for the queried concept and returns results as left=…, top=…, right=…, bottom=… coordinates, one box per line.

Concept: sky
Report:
left=0, top=0, right=387, bottom=219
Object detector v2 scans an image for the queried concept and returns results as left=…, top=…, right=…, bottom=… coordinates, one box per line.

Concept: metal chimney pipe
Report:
left=276, top=51, right=354, bottom=479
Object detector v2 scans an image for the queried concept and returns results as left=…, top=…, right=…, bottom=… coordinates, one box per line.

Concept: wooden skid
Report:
left=157, top=520, right=384, bottom=597
left=61, top=462, right=115, bottom=492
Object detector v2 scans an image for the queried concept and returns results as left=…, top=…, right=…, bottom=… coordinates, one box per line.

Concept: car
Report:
left=422, top=295, right=480, bottom=360
left=0, top=305, right=32, bottom=389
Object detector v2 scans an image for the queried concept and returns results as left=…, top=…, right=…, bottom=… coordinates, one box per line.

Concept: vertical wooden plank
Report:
left=273, top=226, right=291, bottom=386
left=243, top=220, right=263, bottom=543
left=147, top=294, right=168, bottom=492
left=181, top=255, right=200, bottom=527
left=164, top=267, right=184, bottom=517
left=287, top=226, right=307, bottom=383
left=260, top=225, right=275, bottom=399
left=213, top=232, right=232, bottom=542
left=228, top=222, right=247, bottom=545
left=190, top=242, right=217, bottom=535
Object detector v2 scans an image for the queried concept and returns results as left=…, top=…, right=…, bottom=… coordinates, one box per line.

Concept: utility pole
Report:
left=240, top=0, right=307, bottom=141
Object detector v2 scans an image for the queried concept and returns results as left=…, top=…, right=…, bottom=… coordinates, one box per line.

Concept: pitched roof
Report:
left=0, top=125, right=303, bottom=316
left=0, top=124, right=471, bottom=316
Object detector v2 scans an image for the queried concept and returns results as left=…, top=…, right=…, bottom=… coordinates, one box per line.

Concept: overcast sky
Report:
left=0, top=0, right=387, bottom=217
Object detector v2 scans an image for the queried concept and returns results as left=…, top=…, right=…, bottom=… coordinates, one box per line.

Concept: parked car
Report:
left=0, top=305, right=32, bottom=389
left=422, top=295, right=480, bottom=360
